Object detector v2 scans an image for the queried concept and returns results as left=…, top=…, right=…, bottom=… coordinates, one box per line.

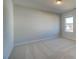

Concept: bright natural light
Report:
left=65, top=17, right=73, bottom=32
left=65, top=17, right=73, bottom=23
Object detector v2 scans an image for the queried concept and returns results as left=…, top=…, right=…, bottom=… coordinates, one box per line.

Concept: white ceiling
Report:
left=13, top=0, right=76, bottom=14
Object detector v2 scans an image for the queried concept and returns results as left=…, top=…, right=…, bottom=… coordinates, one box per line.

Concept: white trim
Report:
left=14, top=36, right=59, bottom=47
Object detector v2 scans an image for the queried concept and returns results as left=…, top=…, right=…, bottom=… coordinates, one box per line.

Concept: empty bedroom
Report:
left=3, top=0, right=76, bottom=59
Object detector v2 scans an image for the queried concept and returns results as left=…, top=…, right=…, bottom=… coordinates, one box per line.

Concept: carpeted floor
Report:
left=10, top=38, right=76, bottom=59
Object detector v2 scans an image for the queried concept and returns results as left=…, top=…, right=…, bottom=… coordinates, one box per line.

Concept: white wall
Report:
left=14, top=5, right=60, bottom=46
left=3, top=0, right=14, bottom=59
left=61, top=9, right=76, bottom=40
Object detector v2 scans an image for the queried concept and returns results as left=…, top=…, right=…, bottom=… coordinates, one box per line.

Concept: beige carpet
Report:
left=10, top=38, right=76, bottom=59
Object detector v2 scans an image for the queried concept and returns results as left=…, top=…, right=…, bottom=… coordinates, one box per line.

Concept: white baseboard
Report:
left=14, top=36, right=59, bottom=47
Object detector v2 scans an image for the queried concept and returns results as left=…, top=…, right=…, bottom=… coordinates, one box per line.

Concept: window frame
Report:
left=64, top=16, right=74, bottom=32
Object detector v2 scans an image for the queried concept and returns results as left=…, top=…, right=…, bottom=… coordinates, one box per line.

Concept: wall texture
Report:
left=61, top=9, right=76, bottom=40
left=3, top=0, right=14, bottom=59
left=14, top=5, right=60, bottom=46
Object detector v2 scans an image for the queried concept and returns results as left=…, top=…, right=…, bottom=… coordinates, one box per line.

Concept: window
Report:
left=65, top=17, right=73, bottom=32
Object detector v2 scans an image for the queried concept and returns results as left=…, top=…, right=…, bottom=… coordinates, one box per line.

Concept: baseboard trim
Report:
left=14, top=36, right=59, bottom=47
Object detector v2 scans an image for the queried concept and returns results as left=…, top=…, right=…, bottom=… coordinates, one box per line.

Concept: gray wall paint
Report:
left=14, top=5, right=60, bottom=46
left=61, top=9, right=76, bottom=40
left=3, top=0, right=14, bottom=59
